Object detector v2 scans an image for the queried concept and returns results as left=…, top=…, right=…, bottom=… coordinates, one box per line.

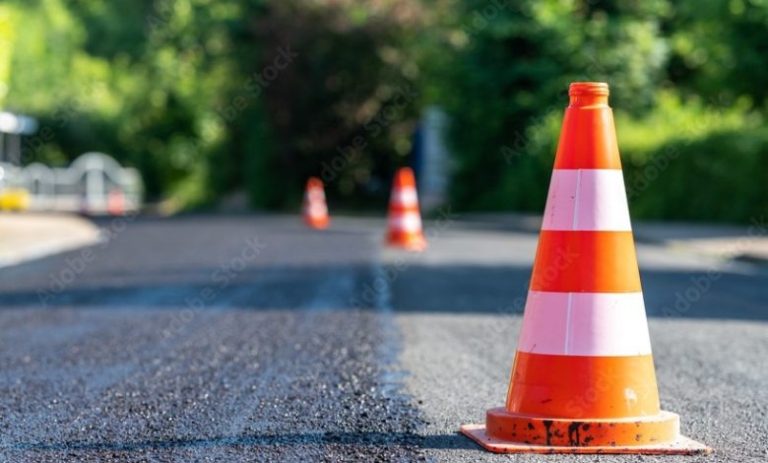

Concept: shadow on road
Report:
left=14, top=431, right=475, bottom=453
left=1, top=259, right=765, bottom=321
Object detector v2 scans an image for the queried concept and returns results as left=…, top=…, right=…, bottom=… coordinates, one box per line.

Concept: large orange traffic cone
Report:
left=303, top=177, right=329, bottom=229
left=386, top=167, right=427, bottom=251
left=460, top=83, right=711, bottom=454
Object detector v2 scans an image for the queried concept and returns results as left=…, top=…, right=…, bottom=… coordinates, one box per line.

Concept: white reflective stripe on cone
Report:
left=305, top=204, right=327, bottom=217
left=307, top=189, right=326, bottom=201
left=516, top=291, right=652, bottom=356
left=389, top=212, right=422, bottom=232
left=390, top=188, right=418, bottom=207
left=542, top=169, right=632, bottom=231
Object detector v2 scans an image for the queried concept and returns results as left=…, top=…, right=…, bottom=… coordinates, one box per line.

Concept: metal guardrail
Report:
left=0, top=152, right=142, bottom=214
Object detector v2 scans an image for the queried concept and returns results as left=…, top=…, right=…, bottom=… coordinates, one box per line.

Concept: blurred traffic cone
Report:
left=107, top=188, right=126, bottom=216
left=460, top=83, right=711, bottom=455
left=386, top=167, right=427, bottom=251
left=303, top=177, right=329, bottom=229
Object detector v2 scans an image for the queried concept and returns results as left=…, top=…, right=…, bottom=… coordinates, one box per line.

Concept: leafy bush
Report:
left=433, top=0, right=768, bottom=222
left=498, top=91, right=768, bottom=222
left=5, top=0, right=423, bottom=211
left=440, top=0, right=669, bottom=211
left=6, top=0, right=768, bottom=221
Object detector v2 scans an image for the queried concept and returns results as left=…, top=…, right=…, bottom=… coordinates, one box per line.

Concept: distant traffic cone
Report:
left=460, top=83, right=711, bottom=454
left=107, top=188, right=126, bottom=216
left=303, top=177, right=329, bottom=229
left=386, top=167, right=427, bottom=251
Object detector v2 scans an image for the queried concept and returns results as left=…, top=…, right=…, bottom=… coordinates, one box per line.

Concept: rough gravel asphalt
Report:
left=0, top=215, right=765, bottom=462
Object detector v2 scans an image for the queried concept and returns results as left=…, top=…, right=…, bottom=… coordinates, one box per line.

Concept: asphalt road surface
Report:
left=0, top=215, right=765, bottom=462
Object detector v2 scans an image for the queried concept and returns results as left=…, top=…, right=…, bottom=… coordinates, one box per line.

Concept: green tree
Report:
left=436, top=0, right=670, bottom=210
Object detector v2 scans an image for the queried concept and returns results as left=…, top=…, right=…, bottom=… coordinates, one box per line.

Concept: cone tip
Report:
left=568, top=82, right=610, bottom=107
left=569, top=82, right=609, bottom=96
left=395, top=167, right=416, bottom=187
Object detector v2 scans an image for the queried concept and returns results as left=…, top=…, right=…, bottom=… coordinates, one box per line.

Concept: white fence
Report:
left=0, top=152, right=142, bottom=214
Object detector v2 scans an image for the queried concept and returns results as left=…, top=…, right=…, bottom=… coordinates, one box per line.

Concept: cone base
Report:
left=461, top=408, right=711, bottom=455
left=386, top=233, right=427, bottom=251
left=305, top=219, right=330, bottom=230
left=460, top=423, right=710, bottom=455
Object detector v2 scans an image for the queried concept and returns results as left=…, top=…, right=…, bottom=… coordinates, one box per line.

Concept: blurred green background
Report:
left=2, top=0, right=767, bottom=221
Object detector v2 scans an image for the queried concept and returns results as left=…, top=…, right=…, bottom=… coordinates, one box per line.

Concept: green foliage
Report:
left=625, top=129, right=768, bottom=222
left=223, top=1, right=421, bottom=209
left=4, top=0, right=768, bottom=221
left=513, top=91, right=767, bottom=221
left=435, top=0, right=669, bottom=210
left=6, top=0, right=420, bottom=211
left=5, top=0, right=239, bottom=207
left=436, top=0, right=768, bottom=222
left=619, top=94, right=768, bottom=221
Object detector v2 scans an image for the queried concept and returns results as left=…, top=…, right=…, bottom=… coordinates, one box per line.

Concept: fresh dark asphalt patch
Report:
left=1, top=215, right=766, bottom=462
left=0, top=216, right=426, bottom=462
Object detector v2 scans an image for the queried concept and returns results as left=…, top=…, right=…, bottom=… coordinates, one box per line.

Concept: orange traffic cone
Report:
left=107, top=188, right=126, bottom=216
left=386, top=167, right=427, bottom=251
left=303, top=177, right=329, bottom=229
left=460, top=83, right=711, bottom=455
